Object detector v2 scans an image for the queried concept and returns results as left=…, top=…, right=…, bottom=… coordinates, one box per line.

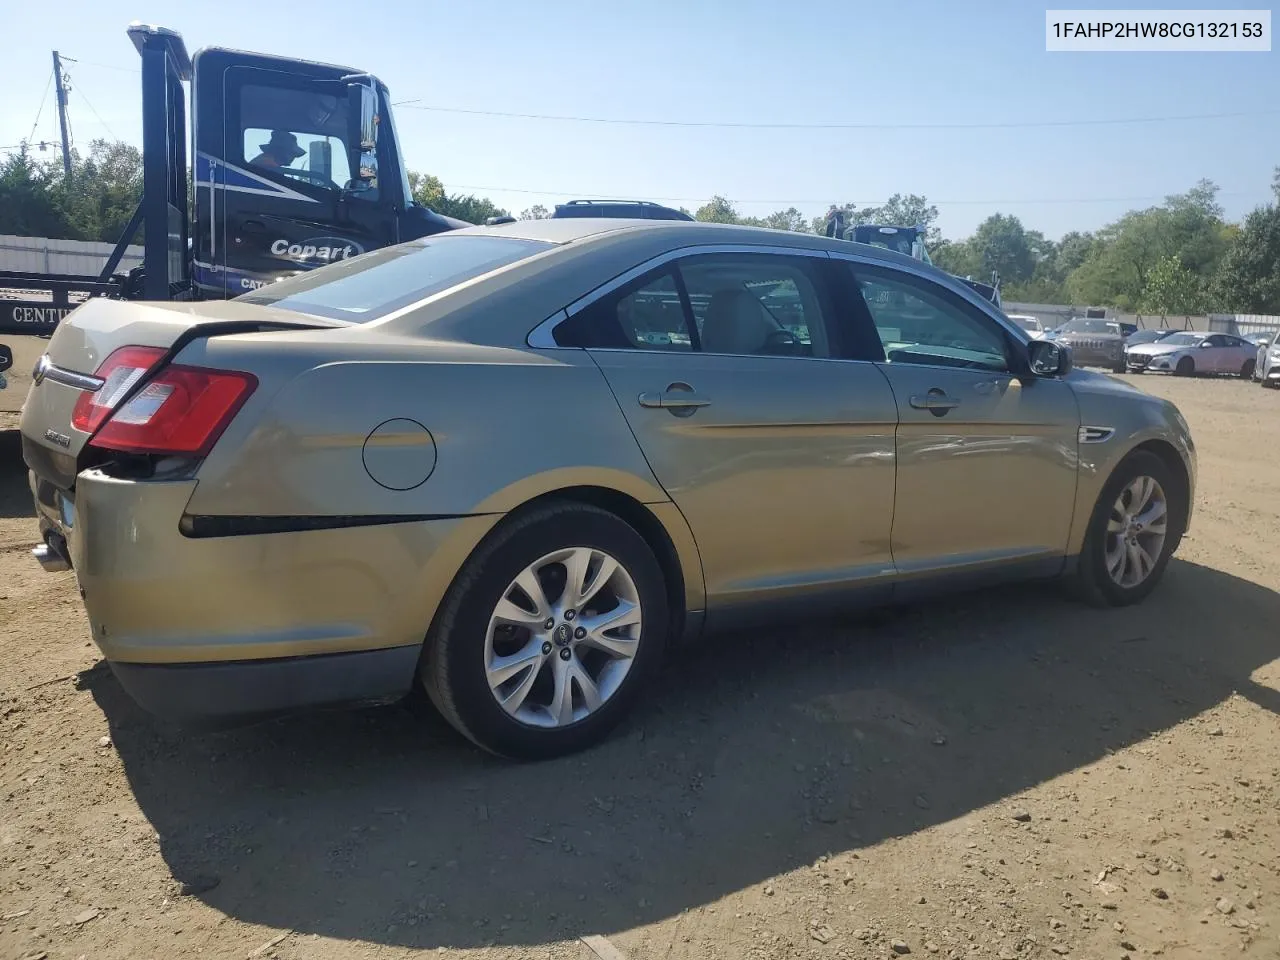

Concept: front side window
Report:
left=237, top=235, right=552, bottom=322
left=852, top=266, right=1010, bottom=372
left=238, top=83, right=375, bottom=198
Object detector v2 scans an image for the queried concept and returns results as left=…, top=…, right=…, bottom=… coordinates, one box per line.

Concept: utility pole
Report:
left=52, top=51, right=72, bottom=177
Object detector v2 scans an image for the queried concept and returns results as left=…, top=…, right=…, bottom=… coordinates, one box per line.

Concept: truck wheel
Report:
left=1175, top=357, right=1195, bottom=377
left=1068, top=450, right=1184, bottom=608
left=422, top=501, right=669, bottom=759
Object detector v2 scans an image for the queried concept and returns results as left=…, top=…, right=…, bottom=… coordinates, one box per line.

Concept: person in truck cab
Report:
left=251, top=130, right=306, bottom=169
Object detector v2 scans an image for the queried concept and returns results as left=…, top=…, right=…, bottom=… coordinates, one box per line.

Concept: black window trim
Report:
left=528, top=243, right=1033, bottom=355
left=549, top=248, right=853, bottom=360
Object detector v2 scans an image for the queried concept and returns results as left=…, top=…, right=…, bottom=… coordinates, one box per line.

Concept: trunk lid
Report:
left=21, top=298, right=335, bottom=487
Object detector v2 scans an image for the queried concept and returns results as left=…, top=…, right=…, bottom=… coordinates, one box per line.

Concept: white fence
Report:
left=0, top=234, right=143, bottom=277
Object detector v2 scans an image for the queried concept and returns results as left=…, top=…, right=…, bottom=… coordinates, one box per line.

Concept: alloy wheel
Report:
left=1104, top=475, right=1168, bottom=588
left=484, top=547, right=642, bottom=728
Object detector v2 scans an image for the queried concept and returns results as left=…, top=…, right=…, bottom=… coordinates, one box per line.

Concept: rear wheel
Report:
left=1175, top=356, right=1195, bottom=377
left=1241, top=359, right=1256, bottom=379
left=1069, top=450, right=1184, bottom=607
left=422, top=501, right=669, bottom=759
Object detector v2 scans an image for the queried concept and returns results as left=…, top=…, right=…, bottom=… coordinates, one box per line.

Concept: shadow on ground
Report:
left=0, top=429, right=34, bottom=520
left=86, top=559, right=1280, bottom=950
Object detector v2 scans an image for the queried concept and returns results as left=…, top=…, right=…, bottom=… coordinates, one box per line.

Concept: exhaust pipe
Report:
left=32, top=533, right=72, bottom=573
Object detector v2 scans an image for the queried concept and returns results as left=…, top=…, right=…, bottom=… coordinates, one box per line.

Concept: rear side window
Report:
left=237, top=236, right=553, bottom=322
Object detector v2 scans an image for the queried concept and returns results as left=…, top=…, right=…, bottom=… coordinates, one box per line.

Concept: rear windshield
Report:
left=237, top=235, right=553, bottom=322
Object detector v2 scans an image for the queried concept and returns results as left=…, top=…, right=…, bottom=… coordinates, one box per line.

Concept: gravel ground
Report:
left=1, top=374, right=1278, bottom=960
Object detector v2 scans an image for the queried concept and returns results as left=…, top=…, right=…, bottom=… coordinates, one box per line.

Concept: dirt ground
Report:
left=2, top=370, right=1278, bottom=960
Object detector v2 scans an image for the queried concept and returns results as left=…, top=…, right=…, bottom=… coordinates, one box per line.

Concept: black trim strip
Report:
left=179, top=512, right=478, bottom=539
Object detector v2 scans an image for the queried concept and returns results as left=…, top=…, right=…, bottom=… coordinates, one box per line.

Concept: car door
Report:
left=551, top=247, right=900, bottom=621
left=834, top=257, right=1080, bottom=591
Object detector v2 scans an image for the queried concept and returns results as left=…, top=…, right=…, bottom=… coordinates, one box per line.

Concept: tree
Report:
left=406, top=171, right=508, bottom=224
left=969, top=213, right=1035, bottom=283
left=759, top=207, right=807, bottom=232
left=694, top=195, right=742, bottom=224
left=1142, top=254, right=1207, bottom=315
left=519, top=204, right=550, bottom=220
left=1213, top=196, right=1280, bottom=314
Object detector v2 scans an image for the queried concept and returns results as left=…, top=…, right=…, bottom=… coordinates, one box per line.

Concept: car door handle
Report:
left=638, top=388, right=712, bottom=410
left=909, top=393, right=961, bottom=411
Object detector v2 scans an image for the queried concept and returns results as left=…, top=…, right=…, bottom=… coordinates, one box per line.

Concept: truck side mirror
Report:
left=346, top=82, right=379, bottom=189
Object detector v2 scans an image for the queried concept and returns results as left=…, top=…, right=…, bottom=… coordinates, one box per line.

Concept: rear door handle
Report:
left=908, top=393, right=961, bottom=411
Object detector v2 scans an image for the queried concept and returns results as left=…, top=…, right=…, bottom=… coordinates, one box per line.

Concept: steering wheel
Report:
left=279, top=168, right=334, bottom=188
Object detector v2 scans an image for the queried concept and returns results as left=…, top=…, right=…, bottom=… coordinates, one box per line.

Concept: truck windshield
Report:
left=237, top=235, right=553, bottom=322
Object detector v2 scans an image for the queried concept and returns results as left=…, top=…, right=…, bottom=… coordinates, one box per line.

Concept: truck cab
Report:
left=187, top=39, right=463, bottom=297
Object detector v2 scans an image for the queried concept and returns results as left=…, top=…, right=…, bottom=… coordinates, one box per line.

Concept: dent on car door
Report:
left=839, top=260, right=1079, bottom=588
left=550, top=250, right=899, bottom=619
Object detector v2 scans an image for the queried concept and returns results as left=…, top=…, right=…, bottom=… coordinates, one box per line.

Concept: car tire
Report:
left=421, top=501, right=669, bottom=759
left=1069, top=450, right=1185, bottom=608
left=1175, top=356, right=1195, bottom=377
left=1241, top=359, right=1256, bottom=379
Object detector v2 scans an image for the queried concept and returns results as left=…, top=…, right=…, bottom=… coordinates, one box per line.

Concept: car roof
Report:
left=446, top=218, right=920, bottom=263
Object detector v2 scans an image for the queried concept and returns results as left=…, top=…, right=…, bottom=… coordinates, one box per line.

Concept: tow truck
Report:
left=0, top=21, right=465, bottom=344
left=845, top=222, right=1002, bottom=308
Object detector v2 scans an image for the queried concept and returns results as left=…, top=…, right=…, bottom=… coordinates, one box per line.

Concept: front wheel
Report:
left=1069, top=450, right=1184, bottom=607
left=422, top=501, right=669, bottom=759
left=1241, top=359, right=1256, bottom=379
left=1175, top=356, right=1195, bottom=377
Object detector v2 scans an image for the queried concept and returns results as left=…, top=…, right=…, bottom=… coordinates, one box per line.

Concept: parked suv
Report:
left=551, top=200, right=694, bottom=221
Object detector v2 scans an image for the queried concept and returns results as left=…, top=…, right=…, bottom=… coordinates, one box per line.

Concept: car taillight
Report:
left=90, top=364, right=257, bottom=458
left=71, top=345, right=168, bottom=434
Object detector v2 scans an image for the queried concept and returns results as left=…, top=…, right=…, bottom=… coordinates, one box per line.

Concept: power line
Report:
left=28, top=70, right=54, bottom=144
left=394, top=102, right=1280, bottom=131
left=61, top=56, right=138, bottom=74
left=62, top=64, right=119, bottom=140
left=442, top=183, right=1258, bottom=207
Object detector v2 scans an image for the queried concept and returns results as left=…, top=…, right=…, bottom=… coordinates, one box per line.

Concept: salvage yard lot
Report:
left=1, top=374, right=1278, bottom=960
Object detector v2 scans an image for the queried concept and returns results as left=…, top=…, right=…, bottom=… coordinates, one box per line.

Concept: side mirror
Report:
left=1028, top=338, right=1071, bottom=378
left=1199, top=340, right=1213, bottom=348
left=0, top=344, right=12, bottom=374
left=345, top=81, right=379, bottom=189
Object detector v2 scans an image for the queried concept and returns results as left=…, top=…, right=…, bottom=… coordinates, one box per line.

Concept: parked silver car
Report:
left=1054, top=319, right=1126, bottom=372
left=1125, top=331, right=1258, bottom=377
left=1259, top=330, right=1280, bottom=387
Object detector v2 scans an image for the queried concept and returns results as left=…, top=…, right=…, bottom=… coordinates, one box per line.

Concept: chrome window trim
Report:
left=526, top=243, right=832, bottom=350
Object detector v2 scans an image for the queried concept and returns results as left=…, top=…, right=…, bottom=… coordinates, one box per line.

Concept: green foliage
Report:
left=0, top=140, right=143, bottom=243
left=520, top=204, right=550, bottom=220
left=1141, top=255, right=1207, bottom=315
left=407, top=171, right=509, bottom=224
left=1212, top=191, right=1280, bottom=313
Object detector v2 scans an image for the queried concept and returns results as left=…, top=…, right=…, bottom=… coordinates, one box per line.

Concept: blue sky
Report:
left=2, top=0, right=1276, bottom=239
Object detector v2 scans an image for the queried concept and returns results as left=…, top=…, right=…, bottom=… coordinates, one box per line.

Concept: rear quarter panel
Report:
left=178, top=333, right=706, bottom=611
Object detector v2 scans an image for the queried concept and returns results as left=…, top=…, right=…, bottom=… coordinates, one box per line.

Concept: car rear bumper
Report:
left=29, top=467, right=500, bottom=719
left=107, top=646, right=422, bottom=726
